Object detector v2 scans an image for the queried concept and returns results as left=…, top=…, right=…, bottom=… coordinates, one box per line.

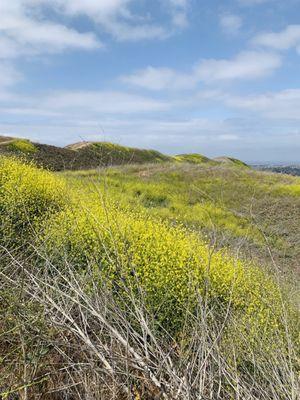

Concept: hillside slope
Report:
left=65, top=162, right=300, bottom=276
left=1, top=157, right=299, bottom=399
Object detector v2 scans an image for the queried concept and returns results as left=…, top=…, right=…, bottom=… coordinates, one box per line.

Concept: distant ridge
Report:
left=0, top=135, right=15, bottom=143
left=0, top=135, right=249, bottom=171
left=174, top=153, right=211, bottom=164
left=213, top=156, right=249, bottom=168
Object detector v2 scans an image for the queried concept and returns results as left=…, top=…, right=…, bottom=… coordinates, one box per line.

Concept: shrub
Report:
left=0, top=157, right=68, bottom=246
left=7, top=139, right=37, bottom=154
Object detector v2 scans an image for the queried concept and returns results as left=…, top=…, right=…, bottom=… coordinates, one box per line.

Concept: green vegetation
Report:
left=0, top=156, right=299, bottom=399
left=64, top=163, right=300, bottom=273
left=213, top=156, right=249, bottom=168
left=173, top=153, right=211, bottom=164
left=68, top=141, right=172, bottom=164
left=7, top=139, right=37, bottom=154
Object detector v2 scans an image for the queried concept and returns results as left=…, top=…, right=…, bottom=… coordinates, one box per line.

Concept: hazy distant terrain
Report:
left=254, top=164, right=300, bottom=176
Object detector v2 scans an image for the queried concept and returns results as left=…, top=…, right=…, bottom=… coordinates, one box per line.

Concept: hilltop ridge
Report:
left=0, top=135, right=248, bottom=171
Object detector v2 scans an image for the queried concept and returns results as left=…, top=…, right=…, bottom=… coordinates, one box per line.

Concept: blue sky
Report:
left=1, top=0, right=300, bottom=162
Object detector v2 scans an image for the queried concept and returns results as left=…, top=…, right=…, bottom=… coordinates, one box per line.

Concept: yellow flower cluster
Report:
left=0, top=157, right=67, bottom=244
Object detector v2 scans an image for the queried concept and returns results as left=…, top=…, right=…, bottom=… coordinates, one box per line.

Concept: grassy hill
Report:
left=173, top=153, right=212, bottom=164
left=65, top=162, right=300, bottom=276
left=0, top=146, right=299, bottom=399
left=0, top=135, right=248, bottom=171
left=213, top=156, right=249, bottom=167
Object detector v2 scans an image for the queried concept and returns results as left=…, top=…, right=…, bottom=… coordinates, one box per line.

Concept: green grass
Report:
left=173, top=153, right=211, bottom=164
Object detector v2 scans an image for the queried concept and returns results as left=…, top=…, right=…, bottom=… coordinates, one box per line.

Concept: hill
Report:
left=173, top=153, right=212, bottom=164
left=67, top=141, right=172, bottom=165
left=213, top=156, right=249, bottom=167
left=0, top=135, right=248, bottom=171
left=65, top=161, right=300, bottom=275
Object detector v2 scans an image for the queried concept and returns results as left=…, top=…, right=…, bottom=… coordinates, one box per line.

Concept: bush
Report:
left=0, top=157, right=68, bottom=246
left=7, top=139, right=37, bottom=154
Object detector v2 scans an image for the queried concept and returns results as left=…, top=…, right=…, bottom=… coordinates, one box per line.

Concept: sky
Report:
left=0, top=0, right=300, bottom=162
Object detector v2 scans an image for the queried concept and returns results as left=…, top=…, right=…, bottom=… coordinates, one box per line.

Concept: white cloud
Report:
left=26, top=0, right=186, bottom=43
left=0, top=1, right=101, bottom=58
left=220, top=13, right=242, bottom=35
left=0, top=0, right=187, bottom=92
left=50, top=0, right=130, bottom=16
left=52, top=0, right=169, bottom=41
left=196, top=51, right=281, bottom=82
left=167, top=0, right=189, bottom=28
left=38, top=90, right=171, bottom=115
left=0, top=0, right=186, bottom=66
left=122, top=51, right=282, bottom=91
left=121, top=66, right=196, bottom=91
left=253, top=25, right=300, bottom=51
left=193, top=87, right=300, bottom=121
left=224, top=89, right=300, bottom=119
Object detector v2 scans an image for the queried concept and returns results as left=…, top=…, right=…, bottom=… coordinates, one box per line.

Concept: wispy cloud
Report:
left=223, top=88, right=300, bottom=119
left=238, top=0, right=274, bottom=5
left=121, top=50, right=282, bottom=91
left=196, top=51, right=281, bottom=82
left=253, top=25, right=300, bottom=51
left=219, top=13, right=242, bottom=35
left=43, top=90, right=171, bottom=114
left=167, top=0, right=189, bottom=28
left=24, top=0, right=185, bottom=42
left=121, top=66, right=196, bottom=91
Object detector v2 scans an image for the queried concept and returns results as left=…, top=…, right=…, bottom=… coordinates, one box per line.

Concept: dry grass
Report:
left=1, top=248, right=299, bottom=400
